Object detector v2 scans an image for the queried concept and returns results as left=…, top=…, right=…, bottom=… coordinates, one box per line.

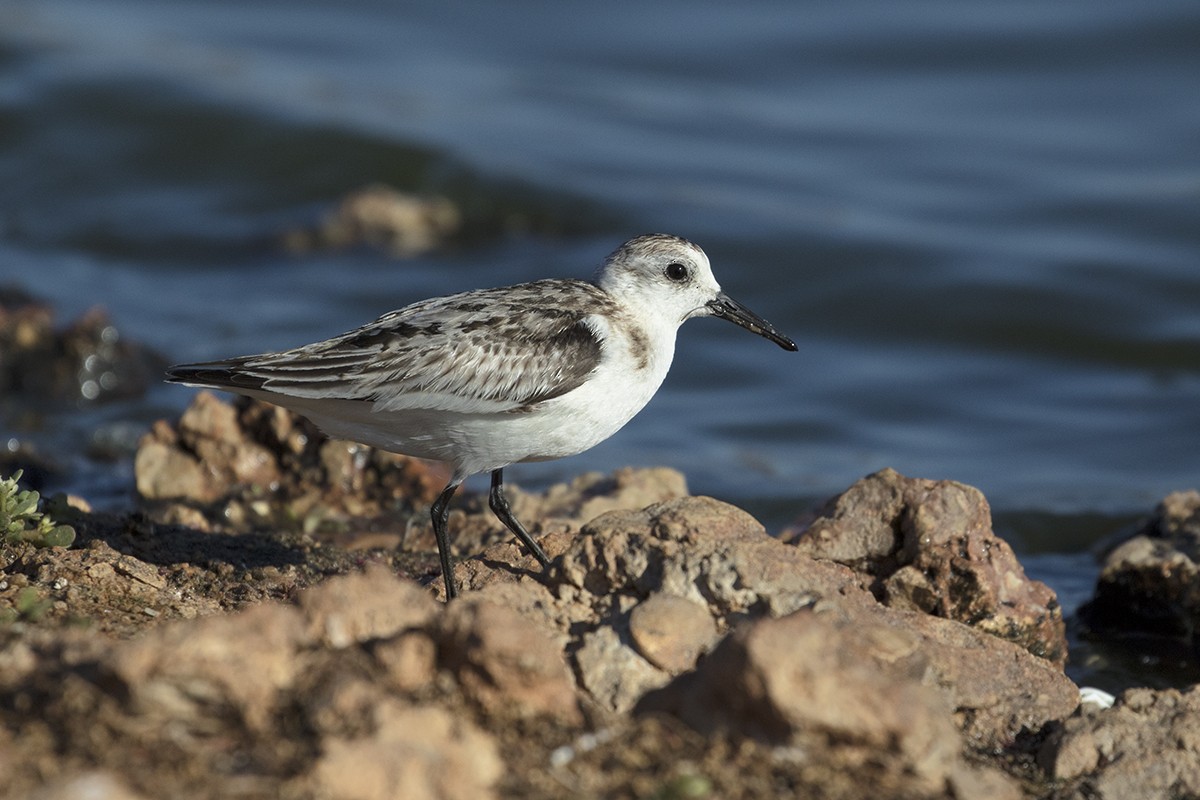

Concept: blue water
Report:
left=2, top=0, right=1198, bottom=684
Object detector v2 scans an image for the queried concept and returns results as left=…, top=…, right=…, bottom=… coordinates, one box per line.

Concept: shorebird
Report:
left=166, top=234, right=797, bottom=598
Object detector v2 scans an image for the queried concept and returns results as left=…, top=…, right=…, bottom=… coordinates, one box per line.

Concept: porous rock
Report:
left=0, top=465, right=1101, bottom=798
left=519, top=466, right=689, bottom=524
left=539, top=495, right=1075, bottom=746
left=436, top=466, right=689, bottom=570
left=135, top=393, right=442, bottom=526
left=787, top=468, right=1067, bottom=666
left=556, top=495, right=869, bottom=619
left=574, top=624, right=670, bottom=714
left=544, top=496, right=871, bottom=714
left=1039, top=686, right=1200, bottom=800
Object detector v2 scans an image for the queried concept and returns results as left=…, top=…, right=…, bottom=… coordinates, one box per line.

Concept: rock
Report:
left=436, top=597, right=582, bottom=724
left=1079, top=490, right=1200, bottom=653
left=546, top=496, right=874, bottom=713
left=28, top=772, right=149, bottom=800
left=1039, top=686, right=1200, bottom=799
left=281, top=185, right=461, bottom=257
left=573, top=624, right=669, bottom=714
left=868, top=602, right=1079, bottom=748
left=299, top=565, right=438, bottom=648
left=133, top=424, right=219, bottom=502
left=135, top=394, right=279, bottom=503
left=787, top=468, right=1067, bottom=666
left=178, top=391, right=281, bottom=489
left=136, top=393, right=442, bottom=530
left=373, top=631, right=438, bottom=693
left=0, top=292, right=165, bottom=409
left=419, top=466, right=690, bottom=573
left=0, top=467, right=1096, bottom=799
left=628, top=592, right=718, bottom=673
left=105, top=601, right=307, bottom=732
left=520, top=466, right=689, bottom=523
left=631, top=583, right=1077, bottom=751
left=638, top=609, right=1021, bottom=799
left=312, top=701, right=502, bottom=800
left=556, top=495, right=869, bottom=620
left=552, top=495, right=1075, bottom=745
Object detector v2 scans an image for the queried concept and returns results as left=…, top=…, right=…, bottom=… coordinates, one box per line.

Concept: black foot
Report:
left=489, top=469, right=551, bottom=567
left=431, top=481, right=461, bottom=600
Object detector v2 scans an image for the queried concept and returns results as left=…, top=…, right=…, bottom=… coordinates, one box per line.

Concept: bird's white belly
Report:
left=270, top=331, right=670, bottom=477
left=433, top=349, right=669, bottom=474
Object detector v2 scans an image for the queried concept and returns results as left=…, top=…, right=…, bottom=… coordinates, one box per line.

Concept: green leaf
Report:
left=43, top=525, right=76, bottom=548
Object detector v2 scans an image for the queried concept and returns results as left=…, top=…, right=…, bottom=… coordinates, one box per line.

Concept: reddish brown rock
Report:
left=0, top=465, right=1098, bottom=799
left=549, top=495, right=1076, bottom=746
left=418, top=466, right=689, bottom=578
left=521, top=466, right=689, bottom=523
left=574, top=624, right=670, bottom=714
left=864, top=603, right=1079, bottom=748
left=787, top=468, right=1067, bottom=666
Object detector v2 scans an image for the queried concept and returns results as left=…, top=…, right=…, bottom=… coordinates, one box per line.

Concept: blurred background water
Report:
left=1, top=0, right=1198, bottom=688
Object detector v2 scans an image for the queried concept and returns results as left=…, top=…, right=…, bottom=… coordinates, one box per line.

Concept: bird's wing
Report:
left=166, top=280, right=611, bottom=414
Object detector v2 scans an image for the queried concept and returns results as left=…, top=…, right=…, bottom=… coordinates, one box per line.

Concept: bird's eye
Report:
left=665, top=262, right=689, bottom=282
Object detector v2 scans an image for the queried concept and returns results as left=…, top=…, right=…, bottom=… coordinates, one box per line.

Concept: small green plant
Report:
left=0, top=470, right=76, bottom=548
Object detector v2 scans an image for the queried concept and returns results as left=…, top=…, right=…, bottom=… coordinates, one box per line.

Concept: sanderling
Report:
left=166, top=234, right=796, bottom=599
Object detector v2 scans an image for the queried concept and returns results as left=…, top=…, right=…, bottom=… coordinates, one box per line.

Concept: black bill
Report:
left=706, top=292, right=798, bottom=351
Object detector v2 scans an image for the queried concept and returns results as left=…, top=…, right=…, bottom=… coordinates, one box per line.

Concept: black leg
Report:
left=489, top=469, right=551, bottom=567
left=430, top=481, right=461, bottom=600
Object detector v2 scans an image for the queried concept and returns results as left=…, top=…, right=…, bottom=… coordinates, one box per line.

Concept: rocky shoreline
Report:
left=2, top=293, right=1200, bottom=799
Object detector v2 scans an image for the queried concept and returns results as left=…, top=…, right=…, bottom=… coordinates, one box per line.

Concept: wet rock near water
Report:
left=280, top=185, right=461, bottom=257
left=786, top=468, right=1068, bottom=667
left=0, top=288, right=166, bottom=411
left=1079, top=490, right=1200, bottom=659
